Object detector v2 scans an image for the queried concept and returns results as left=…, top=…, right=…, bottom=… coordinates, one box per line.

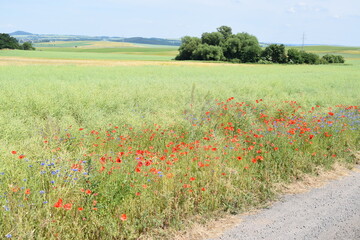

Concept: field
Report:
left=0, top=44, right=359, bottom=239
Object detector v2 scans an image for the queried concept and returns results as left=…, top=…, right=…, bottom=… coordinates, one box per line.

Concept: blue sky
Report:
left=1, top=0, right=359, bottom=46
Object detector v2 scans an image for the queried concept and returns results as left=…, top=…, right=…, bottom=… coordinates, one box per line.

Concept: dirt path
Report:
left=208, top=165, right=360, bottom=240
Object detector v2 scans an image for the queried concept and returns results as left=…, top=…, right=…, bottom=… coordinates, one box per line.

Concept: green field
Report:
left=0, top=44, right=359, bottom=239
left=0, top=49, right=175, bottom=61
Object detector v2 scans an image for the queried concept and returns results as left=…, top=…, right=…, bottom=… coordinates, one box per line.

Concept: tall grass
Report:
left=0, top=50, right=174, bottom=61
left=0, top=63, right=359, bottom=239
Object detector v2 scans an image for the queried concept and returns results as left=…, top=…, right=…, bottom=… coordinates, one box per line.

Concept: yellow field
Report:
left=35, top=41, right=140, bottom=48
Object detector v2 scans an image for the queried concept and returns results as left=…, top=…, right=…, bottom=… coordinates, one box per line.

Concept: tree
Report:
left=322, top=54, right=345, bottom=64
left=261, top=44, right=287, bottom=63
left=21, top=41, right=35, bottom=50
left=222, top=37, right=242, bottom=60
left=287, top=48, right=304, bottom=64
left=201, top=32, right=223, bottom=46
left=192, top=44, right=224, bottom=61
left=234, top=33, right=261, bottom=62
left=221, top=33, right=261, bottom=62
left=334, top=55, right=345, bottom=63
left=217, top=26, right=233, bottom=40
left=175, top=36, right=201, bottom=60
left=301, top=52, right=319, bottom=64
left=0, top=33, right=21, bottom=49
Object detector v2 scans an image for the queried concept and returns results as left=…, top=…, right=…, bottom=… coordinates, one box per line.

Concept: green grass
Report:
left=34, top=41, right=93, bottom=48
left=0, top=49, right=175, bottom=61
left=0, top=47, right=359, bottom=239
left=291, top=45, right=360, bottom=51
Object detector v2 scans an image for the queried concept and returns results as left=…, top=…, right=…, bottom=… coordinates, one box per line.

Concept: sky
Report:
left=1, top=0, right=359, bottom=46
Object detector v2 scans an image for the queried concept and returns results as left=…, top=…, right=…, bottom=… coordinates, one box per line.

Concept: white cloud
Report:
left=287, top=7, right=296, bottom=13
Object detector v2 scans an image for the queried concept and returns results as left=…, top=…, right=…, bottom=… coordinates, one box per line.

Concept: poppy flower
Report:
left=63, top=203, right=72, bottom=210
left=120, top=214, right=127, bottom=221
left=53, top=198, right=63, bottom=208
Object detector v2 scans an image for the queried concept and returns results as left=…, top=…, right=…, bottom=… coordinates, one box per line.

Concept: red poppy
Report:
left=53, top=198, right=63, bottom=208
left=63, top=203, right=72, bottom=210
left=120, top=214, right=127, bottom=221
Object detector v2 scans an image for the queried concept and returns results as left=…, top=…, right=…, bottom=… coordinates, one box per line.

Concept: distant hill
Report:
left=120, top=37, right=180, bottom=46
left=9, top=31, right=181, bottom=46
left=10, top=31, right=34, bottom=36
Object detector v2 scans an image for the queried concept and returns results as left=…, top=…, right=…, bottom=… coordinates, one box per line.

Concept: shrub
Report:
left=261, top=44, right=287, bottom=63
left=192, top=44, right=224, bottom=61
left=21, top=42, right=36, bottom=50
left=287, top=48, right=304, bottom=64
left=175, top=36, right=201, bottom=60
left=301, top=51, right=320, bottom=64
left=0, top=33, right=21, bottom=49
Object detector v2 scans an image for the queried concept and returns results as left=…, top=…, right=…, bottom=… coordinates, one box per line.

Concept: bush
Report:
left=261, top=44, right=287, bottom=63
left=0, top=33, right=21, bottom=49
left=322, top=54, right=345, bottom=64
left=201, top=32, right=223, bottom=46
left=301, top=52, right=320, bottom=64
left=175, top=36, right=201, bottom=60
left=192, top=44, right=224, bottom=61
left=287, top=48, right=304, bottom=64
left=21, top=42, right=35, bottom=50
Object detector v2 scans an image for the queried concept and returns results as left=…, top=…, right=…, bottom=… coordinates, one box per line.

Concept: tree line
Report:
left=0, top=33, right=35, bottom=50
left=175, top=26, right=344, bottom=64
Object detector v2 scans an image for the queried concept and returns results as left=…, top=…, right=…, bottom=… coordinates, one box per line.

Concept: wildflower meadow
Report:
left=0, top=61, right=359, bottom=239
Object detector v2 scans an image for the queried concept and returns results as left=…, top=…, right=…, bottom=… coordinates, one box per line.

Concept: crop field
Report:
left=0, top=45, right=359, bottom=239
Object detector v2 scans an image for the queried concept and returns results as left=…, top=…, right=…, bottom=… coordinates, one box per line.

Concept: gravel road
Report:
left=209, top=166, right=360, bottom=240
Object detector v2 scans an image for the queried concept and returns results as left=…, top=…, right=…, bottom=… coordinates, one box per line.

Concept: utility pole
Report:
left=301, top=32, right=305, bottom=51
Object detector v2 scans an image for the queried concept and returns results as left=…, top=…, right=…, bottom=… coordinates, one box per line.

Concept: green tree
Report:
left=217, top=26, right=233, bottom=40
left=334, top=55, right=345, bottom=63
left=175, top=36, right=201, bottom=60
left=222, top=33, right=261, bottom=62
left=222, top=37, right=242, bottom=60
left=201, top=32, right=223, bottom=46
left=21, top=41, right=35, bottom=50
left=0, top=33, right=21, bottom=49
left=287, top=48, right=304, bottom=64
left=261, top=44, right=287, bottom=63
left=192, top=44, right=224, bottom=61
left=322, top=54, right=345, bottom=64
left=235, top=33, right=261, bottom=62
left=301, top=52, right=320, bottom=64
